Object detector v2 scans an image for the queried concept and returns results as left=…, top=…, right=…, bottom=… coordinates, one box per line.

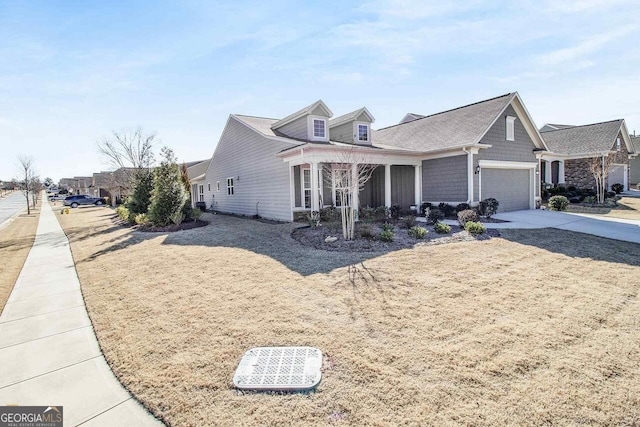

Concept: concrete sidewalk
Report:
left=0, top=198, right=162, bottom=426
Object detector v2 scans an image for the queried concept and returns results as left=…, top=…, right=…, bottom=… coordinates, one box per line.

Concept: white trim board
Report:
left=478, top=160, right=537, bottom=169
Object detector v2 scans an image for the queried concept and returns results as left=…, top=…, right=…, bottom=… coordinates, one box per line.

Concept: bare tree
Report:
left=31, top=177, right=43, bottom=208
left=590, top=154, right=615, bottom=204
left=97, top=127, right=157, bottom=206
left=322, top=149, right=377, bottom=240
left=98, top=127, right=156, bottom=170
left=15, top=155, right=36, bottom=215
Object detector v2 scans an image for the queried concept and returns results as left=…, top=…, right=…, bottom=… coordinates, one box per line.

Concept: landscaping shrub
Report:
left=428, top=208, right=444, bottom=224
left=567, top=185, right=577, bottom=192
left=358, top=223, right=375, bottom=239
left=379, top=229, right=394, bottom=242
left=611, top=183, right=624, bottom=194
left=381, top=222, right=394, bottom=232
left=457, top=209, right=479, bottom=226
left=134, top=213, right=148, bottom=225
left=126, top=169, right=154, bottom=215
left=408, top=226, right=428, bottom=239
left=374, top=206, right=390, bottom=221
left=548, top=195, right=569, bottom=211
left=190, top=208, right=202, bottom=220
left=320, top=206, right=338, bottom=222
left=359, top=206, right=375, bottom=222
left=583, top=196, right=596, bottom=204
left=390, top=205, right=401, bottom=220
left=606, top=191, right=616, bottom=198
left=478, top=198, right=499, bottom=218
left=464, top=221, right=486, bottom=235
left=434, top=222, right=451, bottom=234
left=115, top=205, right=131, bottom=222
left=420, top=202, right=432, bottom=216
left=455, top=203, right=470, bottom=213
left=307, top=210, right=321, bottom=227
left=148, top=147, right=189, bottom=227
left=542, top=189, right=550, bottom=200
left=438, top=203, right=455, bottom=217
left=403, top=215, right=417, bottom=229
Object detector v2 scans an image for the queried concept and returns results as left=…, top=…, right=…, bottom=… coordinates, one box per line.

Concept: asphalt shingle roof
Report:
left=372, top=93, right=515, bottom=151
left=540, top=119, right=623, bottom=155
left=631, top=136, right=640, bottom=153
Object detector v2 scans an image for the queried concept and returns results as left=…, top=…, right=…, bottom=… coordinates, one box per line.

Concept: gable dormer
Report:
left=270, top=100, right=332, bottom=142
left=328, top=107, right=375, bottom=145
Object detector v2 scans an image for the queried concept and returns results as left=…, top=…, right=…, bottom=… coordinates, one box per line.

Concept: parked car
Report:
left=49, top=193, right=66, bottom=201
left=63, top=194, right=107, bottom=208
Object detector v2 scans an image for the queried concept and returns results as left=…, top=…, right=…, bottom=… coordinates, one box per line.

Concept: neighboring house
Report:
left=630, top=136, right=640, bottom=187
left=58, top=176, right=93, bottom=195
left=185, top=159, right=211, bottom=208
left=201, top=92, right=548, bottom=221
left=539, top=120, right=635, bottom=191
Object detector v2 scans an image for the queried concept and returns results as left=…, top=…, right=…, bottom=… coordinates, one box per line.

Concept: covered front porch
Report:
left=278, top=145, right=423, bottom=221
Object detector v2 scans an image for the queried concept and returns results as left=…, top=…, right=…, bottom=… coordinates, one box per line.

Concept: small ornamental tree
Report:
left=126, top=169, right=154, bottom=215
left=148, top=147, right=188, bottom=226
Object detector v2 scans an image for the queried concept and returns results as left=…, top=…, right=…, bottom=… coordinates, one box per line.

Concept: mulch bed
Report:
left=291, top=221, right=499, bottom=252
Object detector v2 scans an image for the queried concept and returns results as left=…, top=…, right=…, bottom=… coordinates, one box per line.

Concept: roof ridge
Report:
left=376, top=93, right=514, bottom=131
left=540, top=118, right=623, bottom=133
left=234, top=114, right=279, bottom=121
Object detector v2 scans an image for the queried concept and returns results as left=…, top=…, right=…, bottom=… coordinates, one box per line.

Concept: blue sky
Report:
left=1, top=0, right=640, bottom=181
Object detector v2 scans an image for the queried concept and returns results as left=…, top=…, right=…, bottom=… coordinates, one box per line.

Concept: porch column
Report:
left=558, top=160, right=565, bottom=184
left=310, top=162, right=320, bottom=211
left=544, top=160, right=552, bottom=185
left=351, top=163, right=359, bottom=215
left=414, top=165, right=421, bottom=206
left=384, top=164, right=392, bottom=207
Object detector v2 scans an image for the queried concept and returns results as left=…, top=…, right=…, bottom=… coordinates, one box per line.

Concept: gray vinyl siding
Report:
left=359, top=166, right=385, bottom=207
left=330, top=122, right=353, bottom=143
left=204, top=116, right=295, bottom=221
left=422, top=155, right=468, bottom=202
left=278, top=116, right=308, bottom=140
left=474, top=104, right=539, bottom=201
left=630, top=157, right=640, bottom=186
left=391, top=165, right=415, bottom=208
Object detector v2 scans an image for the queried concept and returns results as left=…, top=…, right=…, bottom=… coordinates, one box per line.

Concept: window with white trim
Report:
left=506, top=116, right=516, bottom=141
left=216, top=181, right=220, bottom=191
left=616, top=137, right=621, bottom=151
left=302, top=168, right=311, bottom=209
left=313, top=119, right=326, bottom=138
left=227, top=178, right=234, bottom=195
left=357, top=124, right=369, bottom=142
left=198, top=184, right=204, bottom=202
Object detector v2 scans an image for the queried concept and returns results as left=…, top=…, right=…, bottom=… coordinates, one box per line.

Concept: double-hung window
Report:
left=313, top=119, right=326, bottom=139
left=302, top=169, right=311, bottom=209
left=227, top=178, right=234, bottom=195
left=198, top=184, right=204, bottom=202
left=357, top=124, right=369, bottom=142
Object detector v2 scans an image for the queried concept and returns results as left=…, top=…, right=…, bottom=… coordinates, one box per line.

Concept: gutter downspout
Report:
left=462, top=147, right=473, bottom=204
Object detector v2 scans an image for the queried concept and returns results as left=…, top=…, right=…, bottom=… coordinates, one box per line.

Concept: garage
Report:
left=608, top=164, right=626, bottom=191
left=481, top=167, right=532, bottom=212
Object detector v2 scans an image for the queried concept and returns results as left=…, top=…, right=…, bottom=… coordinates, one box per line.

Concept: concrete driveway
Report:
left=488, top=209, right=640, bottom=244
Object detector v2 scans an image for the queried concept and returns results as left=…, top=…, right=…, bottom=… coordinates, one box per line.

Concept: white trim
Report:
left=289, top=167, right=295, bottom=220
left=478, top=160, right=537, bottom=169
left=226, top=177, right=235, bottom=195
left=329, top=107, right=375, bottom=128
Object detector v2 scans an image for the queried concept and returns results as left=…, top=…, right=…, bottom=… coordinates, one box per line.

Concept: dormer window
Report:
left=357, top=124, right=369, bottom=142
left=506, top=116, right=516, bottom=141
left=313, top=119, right=326, bottom=139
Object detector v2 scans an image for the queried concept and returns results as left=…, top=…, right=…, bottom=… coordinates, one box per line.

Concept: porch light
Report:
left=474, top=165, right=480, bottom=175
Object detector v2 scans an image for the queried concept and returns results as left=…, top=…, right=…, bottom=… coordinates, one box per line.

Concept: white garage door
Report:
left=608, top=164, right=625, bottom=191
left=482, top=168, right=531, bottom=212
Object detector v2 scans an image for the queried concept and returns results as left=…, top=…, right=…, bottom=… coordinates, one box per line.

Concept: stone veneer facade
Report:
left=562, top=131, right=629, bottom=190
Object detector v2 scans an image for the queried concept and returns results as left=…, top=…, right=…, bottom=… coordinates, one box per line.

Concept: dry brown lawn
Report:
left=568, top=196, right=640, bottom=221
left=58, top=207, right=640, bottom=426
left=0, top=207, right=39, bottom=313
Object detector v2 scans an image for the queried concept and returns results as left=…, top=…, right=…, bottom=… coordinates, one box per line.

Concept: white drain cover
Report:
left=233, top=346, right=322, bottom=391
